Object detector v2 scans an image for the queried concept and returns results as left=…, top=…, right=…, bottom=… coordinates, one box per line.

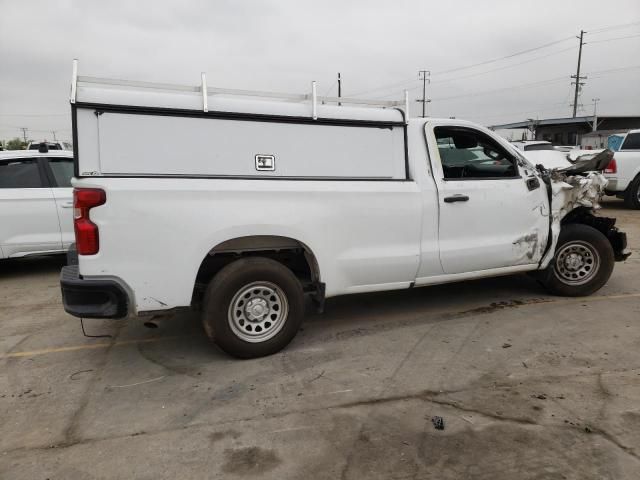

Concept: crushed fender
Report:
left=536, top=148, right=631, bottom=267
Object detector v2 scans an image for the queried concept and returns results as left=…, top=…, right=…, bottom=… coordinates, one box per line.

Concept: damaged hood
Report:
left=529, top=148, right=613, bottom=174
left=556, top=149, right=613, bottom=175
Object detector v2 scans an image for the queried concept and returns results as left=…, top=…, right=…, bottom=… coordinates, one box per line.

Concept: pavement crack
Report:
left=61, top=323, right=124, bottom=445
left=588, top=426, right=640, bottom=463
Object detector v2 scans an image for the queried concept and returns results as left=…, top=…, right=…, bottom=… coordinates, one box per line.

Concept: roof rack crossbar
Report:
left=72, top=60, right=409, bottom=120
left=70, top=59, right=78, bottom=104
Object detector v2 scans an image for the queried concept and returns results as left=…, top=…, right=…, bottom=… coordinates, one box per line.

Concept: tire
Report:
left=202, top=257, right=304, bottom=359
left=538, top=223, right=614, bottom=297
left=623, top=175, right=640, bottom=209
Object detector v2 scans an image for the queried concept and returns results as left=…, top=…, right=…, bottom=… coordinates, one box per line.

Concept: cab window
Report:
left=434, top=126, right=518, bottom=180
left=621, top=133, right=640, bottom=150
left=47, top=158, right=74, bottom=188
left=0, top=159, right=44, bottom=188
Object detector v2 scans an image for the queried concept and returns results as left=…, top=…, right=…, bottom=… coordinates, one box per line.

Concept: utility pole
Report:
left=416, top=70, right=431, bottom=118
left=571, top=30, right=587, bottom=118
left=51, top=130, right=58, bottom=141
left=526, top=118, right=539, bottom=140
left=337, top=72, right=342, bottom=106
left=591, top=97, right=600, bottom=131
left=19, top=127, right=28, bottom=144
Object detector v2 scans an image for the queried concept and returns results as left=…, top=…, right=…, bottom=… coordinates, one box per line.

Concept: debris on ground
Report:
left=502, top=343, right=512, bottom=348
left=431, top=416, right=445, bottom=430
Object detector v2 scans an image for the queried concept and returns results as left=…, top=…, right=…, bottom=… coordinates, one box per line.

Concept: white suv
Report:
left=0, top=150, right=74, bottom=258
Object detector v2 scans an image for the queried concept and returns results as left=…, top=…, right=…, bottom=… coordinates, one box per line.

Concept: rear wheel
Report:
left=538, top=223, right=614, bottom=297
left=623, top=175, right=640, bottom=209
left=202, top=257, right=304, bottom=358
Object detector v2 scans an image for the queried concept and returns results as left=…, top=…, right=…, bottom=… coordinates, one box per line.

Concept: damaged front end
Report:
left=537, top=149, right=631, bottom=268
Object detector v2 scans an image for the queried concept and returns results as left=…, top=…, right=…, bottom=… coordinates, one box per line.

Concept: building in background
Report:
left=491, top=115, right=640, bottom=147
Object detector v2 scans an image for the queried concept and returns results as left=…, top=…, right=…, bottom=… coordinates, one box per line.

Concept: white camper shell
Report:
left=61, top=62, right=629, bottom=359
left=73, top=72, right=409, bottom=180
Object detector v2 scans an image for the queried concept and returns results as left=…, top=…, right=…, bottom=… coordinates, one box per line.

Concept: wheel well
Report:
left=193, top=236, right=321, bottom=305
left=561, top=207, right=629, bottom=261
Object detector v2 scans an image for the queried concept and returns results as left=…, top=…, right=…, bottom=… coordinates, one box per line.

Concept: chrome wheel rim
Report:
left=554, top=241, right=600, bottom=285
left=228, top=281, right=288, bottom=343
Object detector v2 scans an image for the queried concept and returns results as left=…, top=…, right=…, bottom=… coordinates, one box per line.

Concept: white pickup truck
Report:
left=603, top=129, right=640, bottom=209
left=60, top=66, right=629, bottom=358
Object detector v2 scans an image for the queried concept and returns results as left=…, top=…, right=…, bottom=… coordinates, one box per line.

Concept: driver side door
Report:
left=424, top=123, right=549, bottom=275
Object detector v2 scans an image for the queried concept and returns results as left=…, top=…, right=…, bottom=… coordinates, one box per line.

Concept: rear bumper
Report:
left=60, top=265, right=129, bottom=319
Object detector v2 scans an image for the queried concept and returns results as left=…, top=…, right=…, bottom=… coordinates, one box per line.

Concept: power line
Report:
left=430, top=46, right=575, bottom=83
left=350, top=20, right=639, bottom=100
left=0, top=112, right=68, bottom=117
left=430, top=76, right=568, bottom=102
left=349, top=77, right=418, bottom=97
left=367, top=45, right=575, bottom=100
left=589, top=33, right=640, bottom=45
left=431, top=35, right=574, bottom=76
left=587, top=20, right=640, bottom=34
left=321, top=79, right=337, bottom=97
left=588, top=64, right=640, bottom=77
left=380, top=61, right=640, bottom=106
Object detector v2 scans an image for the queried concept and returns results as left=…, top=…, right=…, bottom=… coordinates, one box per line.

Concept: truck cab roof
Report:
left=0, top=150, right=73, bottom=160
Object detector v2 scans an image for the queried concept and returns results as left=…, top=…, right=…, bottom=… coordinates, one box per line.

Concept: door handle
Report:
left=526, top=177, right=540, bottom=191
left=444, top=195, right=469, bottom=203
left=61, top=202, right=74, bottom=208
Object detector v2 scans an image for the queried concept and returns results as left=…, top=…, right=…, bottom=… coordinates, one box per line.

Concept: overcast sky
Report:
left=1, top=0, right=639, bottom=142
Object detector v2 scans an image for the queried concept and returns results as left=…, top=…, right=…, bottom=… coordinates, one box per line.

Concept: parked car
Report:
left=27, top=141, right=73, bottom=151
left=60, top=70, right=629, bottom=358
left=0, top=150, right=74, bottom=258
left=603, top=129, right=640, bottom=209
left=511, top=140, right=572, bottom=169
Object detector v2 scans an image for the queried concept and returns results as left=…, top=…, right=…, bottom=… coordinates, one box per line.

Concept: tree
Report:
left=5, top=137, right=27, bottom=150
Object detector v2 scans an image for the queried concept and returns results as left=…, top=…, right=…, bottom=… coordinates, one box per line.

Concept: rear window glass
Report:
left=28, top=143, right=62, bottom=151
left=621, top=133, right=640, bottom=150
left=0, top=159, right=43, bottom=188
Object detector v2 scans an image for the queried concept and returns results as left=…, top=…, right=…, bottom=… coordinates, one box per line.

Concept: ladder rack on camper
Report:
left=69, top=59, right=410, bottom=124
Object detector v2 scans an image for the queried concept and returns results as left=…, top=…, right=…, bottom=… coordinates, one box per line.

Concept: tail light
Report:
left=74, top=188, right=106, bottom=255
left=604, top=157, right=617, bottom=174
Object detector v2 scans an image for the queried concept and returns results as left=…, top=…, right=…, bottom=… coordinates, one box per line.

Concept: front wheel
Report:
left=538, top=223, right=615, bottom=297
left=202, top=257, right=304, bottom=358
